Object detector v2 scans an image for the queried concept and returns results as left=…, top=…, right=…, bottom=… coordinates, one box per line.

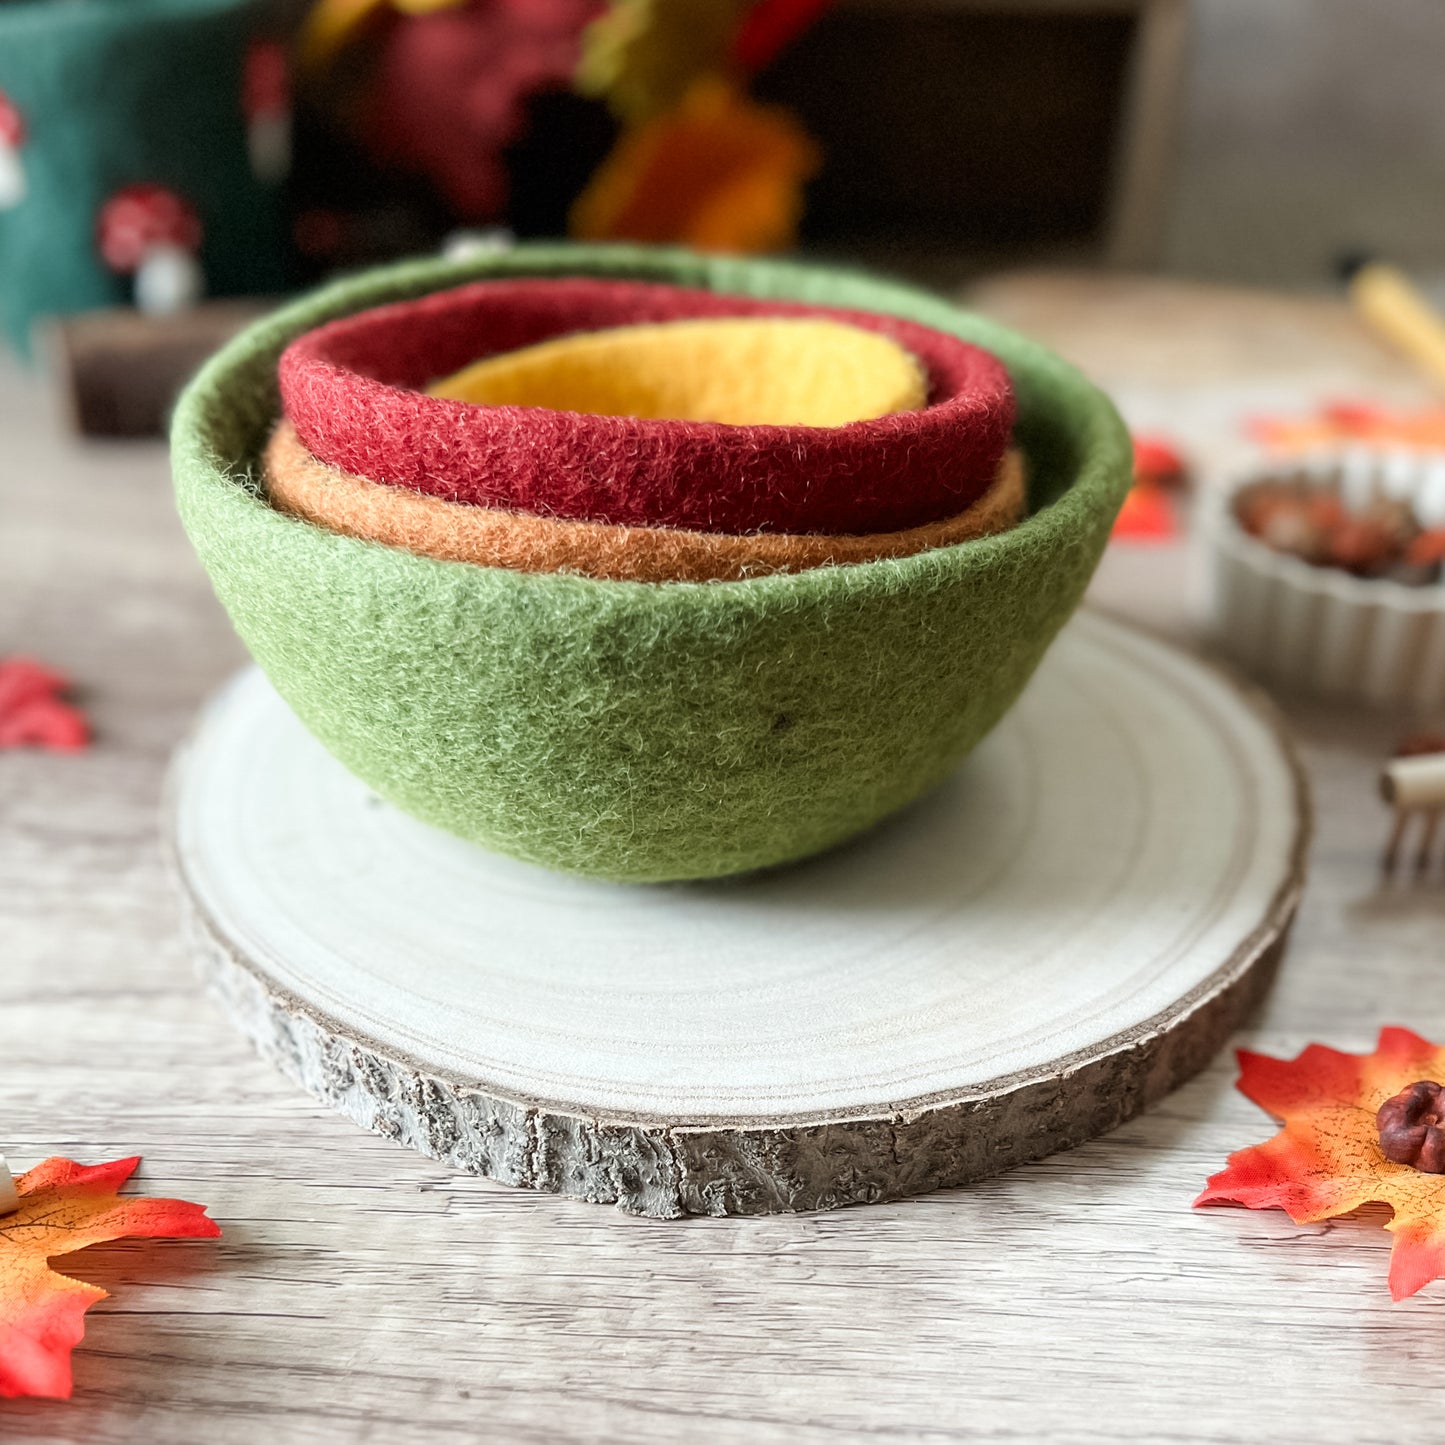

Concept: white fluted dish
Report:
left=1212, top=449, right=1445, bottom=710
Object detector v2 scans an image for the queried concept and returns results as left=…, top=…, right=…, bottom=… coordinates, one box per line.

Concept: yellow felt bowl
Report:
left=427, top=315, right=928, bottom=426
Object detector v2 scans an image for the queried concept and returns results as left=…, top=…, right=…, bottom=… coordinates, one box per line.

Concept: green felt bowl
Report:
left=172, top=244, right=1131, bottom=882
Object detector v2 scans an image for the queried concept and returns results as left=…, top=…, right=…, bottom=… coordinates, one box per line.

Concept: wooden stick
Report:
left=1349, top=262, right=1445, bottom=392
left=1416, top=810, right=1442, bottom=875
left=1381, top=754, right=1445, bottom=811
left=1384, top=809, right=1411, bottom=874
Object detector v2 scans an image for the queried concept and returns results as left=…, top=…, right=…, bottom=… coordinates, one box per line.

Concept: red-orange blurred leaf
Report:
left=0, top=657, right=88, bottom=752
left=0, top=1156, right=220, bottom=1400
left=1197, top=1028, right=1445, bottom=1300
left=1111, top=482, right=1178, bottom=542
left=570, top=77, right=818, bottom=253
left=732, top=0, right=835, bottom=71
left=1249, top=399, right=1445, bottom=452
left=1131, top=434, right=1188, bottom=490
left=577, top=0, right=747, bottom=124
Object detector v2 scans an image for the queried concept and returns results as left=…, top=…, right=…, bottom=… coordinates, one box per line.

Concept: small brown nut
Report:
left=1327, top=516, right=1397, bottom=574
left=1406, top=527, right=1445, bottom=569
left=1361, top=493, right=1421, bottom=544
left=1303, top=492, right=1346, bottom=536
left=1258, top=502, right=1321, bottom=560
left=1378, top=1081, right=1445, bottom=1172
left=1234, top=480, right=1294, bottom=536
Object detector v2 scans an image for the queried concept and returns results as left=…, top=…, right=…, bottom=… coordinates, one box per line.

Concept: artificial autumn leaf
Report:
left=731, top=0, right=836, bottom=72
left=1110, top=435, right=1188, bottom=542
left=0, top=1156, right=220, bottom=1400
left=577, top=0, right=835, bottom=120
left=570, top=77, right=818, bottom=253
left=577, top=0, right=749, bottom=123
left=1249, top=399, right=1445, bottom=452
left=296, top=0, right=468, bottom=71
left=1197, top=1028, right=1445, bottom=1300
left=1131, top=435, right=1189, bottom=491
left=1110, top=483, right=1178, bottom=542
left=0, top=657, right=88, bottom=751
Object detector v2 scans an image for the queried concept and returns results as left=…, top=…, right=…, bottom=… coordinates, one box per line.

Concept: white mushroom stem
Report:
left=134, top=242, right=205, bottom=317
left=248, top=111, right=292, bottom=185
left=1381, top=754, right=1445, bottom=811
left=0, top=141, right=24, bottom=209
left=441, top=227, right=515, bottom=262
left=0, top=1153, right=18, bottom=1215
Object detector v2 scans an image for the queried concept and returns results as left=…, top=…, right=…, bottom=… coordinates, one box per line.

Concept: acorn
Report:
left=1378, top=1081, right=1445, bottom=1172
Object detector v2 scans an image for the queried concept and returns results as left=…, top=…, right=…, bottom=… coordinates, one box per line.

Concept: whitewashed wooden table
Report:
left=4, top=274, right=1445, bottom=1444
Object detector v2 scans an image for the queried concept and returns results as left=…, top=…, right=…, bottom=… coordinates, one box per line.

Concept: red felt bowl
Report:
left=277, top=276, right=1016, bottom=535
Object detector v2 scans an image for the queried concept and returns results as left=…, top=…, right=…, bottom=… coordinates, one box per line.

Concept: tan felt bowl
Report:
left=263, top=421, right=1027, bottom=583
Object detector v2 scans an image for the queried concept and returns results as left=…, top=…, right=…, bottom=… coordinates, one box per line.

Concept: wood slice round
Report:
left=169, top=611, right=1308, bottom=1218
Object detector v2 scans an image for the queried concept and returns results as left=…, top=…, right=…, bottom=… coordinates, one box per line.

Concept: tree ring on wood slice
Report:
left=167, top=611, right=1309, bottom=1218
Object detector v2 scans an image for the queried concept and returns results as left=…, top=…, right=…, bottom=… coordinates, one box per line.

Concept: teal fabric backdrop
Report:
left=0, top=0, right=288, bottom=354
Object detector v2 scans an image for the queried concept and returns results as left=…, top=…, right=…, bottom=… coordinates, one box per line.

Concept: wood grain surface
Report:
left=4, top=274, right=1445, bottom=1443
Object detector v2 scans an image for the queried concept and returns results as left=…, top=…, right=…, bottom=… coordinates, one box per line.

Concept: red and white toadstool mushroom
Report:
left=243, top=39, right=292, bottom=185
left=0, top=89, right=26, bottom=209
left=96, top=184, right=205, bottom=316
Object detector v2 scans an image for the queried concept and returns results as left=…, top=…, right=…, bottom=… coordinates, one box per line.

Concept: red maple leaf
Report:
left=732, top=0, right=837, bottom=72
left=1131, top=434, right=1188, bottom=489
left=0, top=658, right=89, bottom=751
left=1110, top=482, right=1177, bottom=541
left=1197, top=1028, right=1445, bottom=1300
left=0, top=1156, right=220, bottom=1399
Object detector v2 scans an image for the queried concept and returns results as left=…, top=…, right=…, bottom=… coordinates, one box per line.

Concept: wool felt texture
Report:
left=173, top=244, right=1131, bottom=883
left=0, top=0, right=287, bottom=356
left=428, top=316, right=928, bottom=426
left=263, top=419, right=1026, bottom=583
left=278, top=276, right=1015, bottom=535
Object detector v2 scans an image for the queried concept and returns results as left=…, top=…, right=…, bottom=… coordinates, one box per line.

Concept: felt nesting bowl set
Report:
left=173, top=246, right=1132, bottom=883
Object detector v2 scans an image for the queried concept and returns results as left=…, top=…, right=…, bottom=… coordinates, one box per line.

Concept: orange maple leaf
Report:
left=1197, top=1028, right=1445, bottom=1300
left=1249, top=401, right=1445, bottom=453
left=570, top=77, right=819, bottom=254
left=1110, top=483, right=1178, bottom=543
left=0, top=1156, right=220, bottom=1400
